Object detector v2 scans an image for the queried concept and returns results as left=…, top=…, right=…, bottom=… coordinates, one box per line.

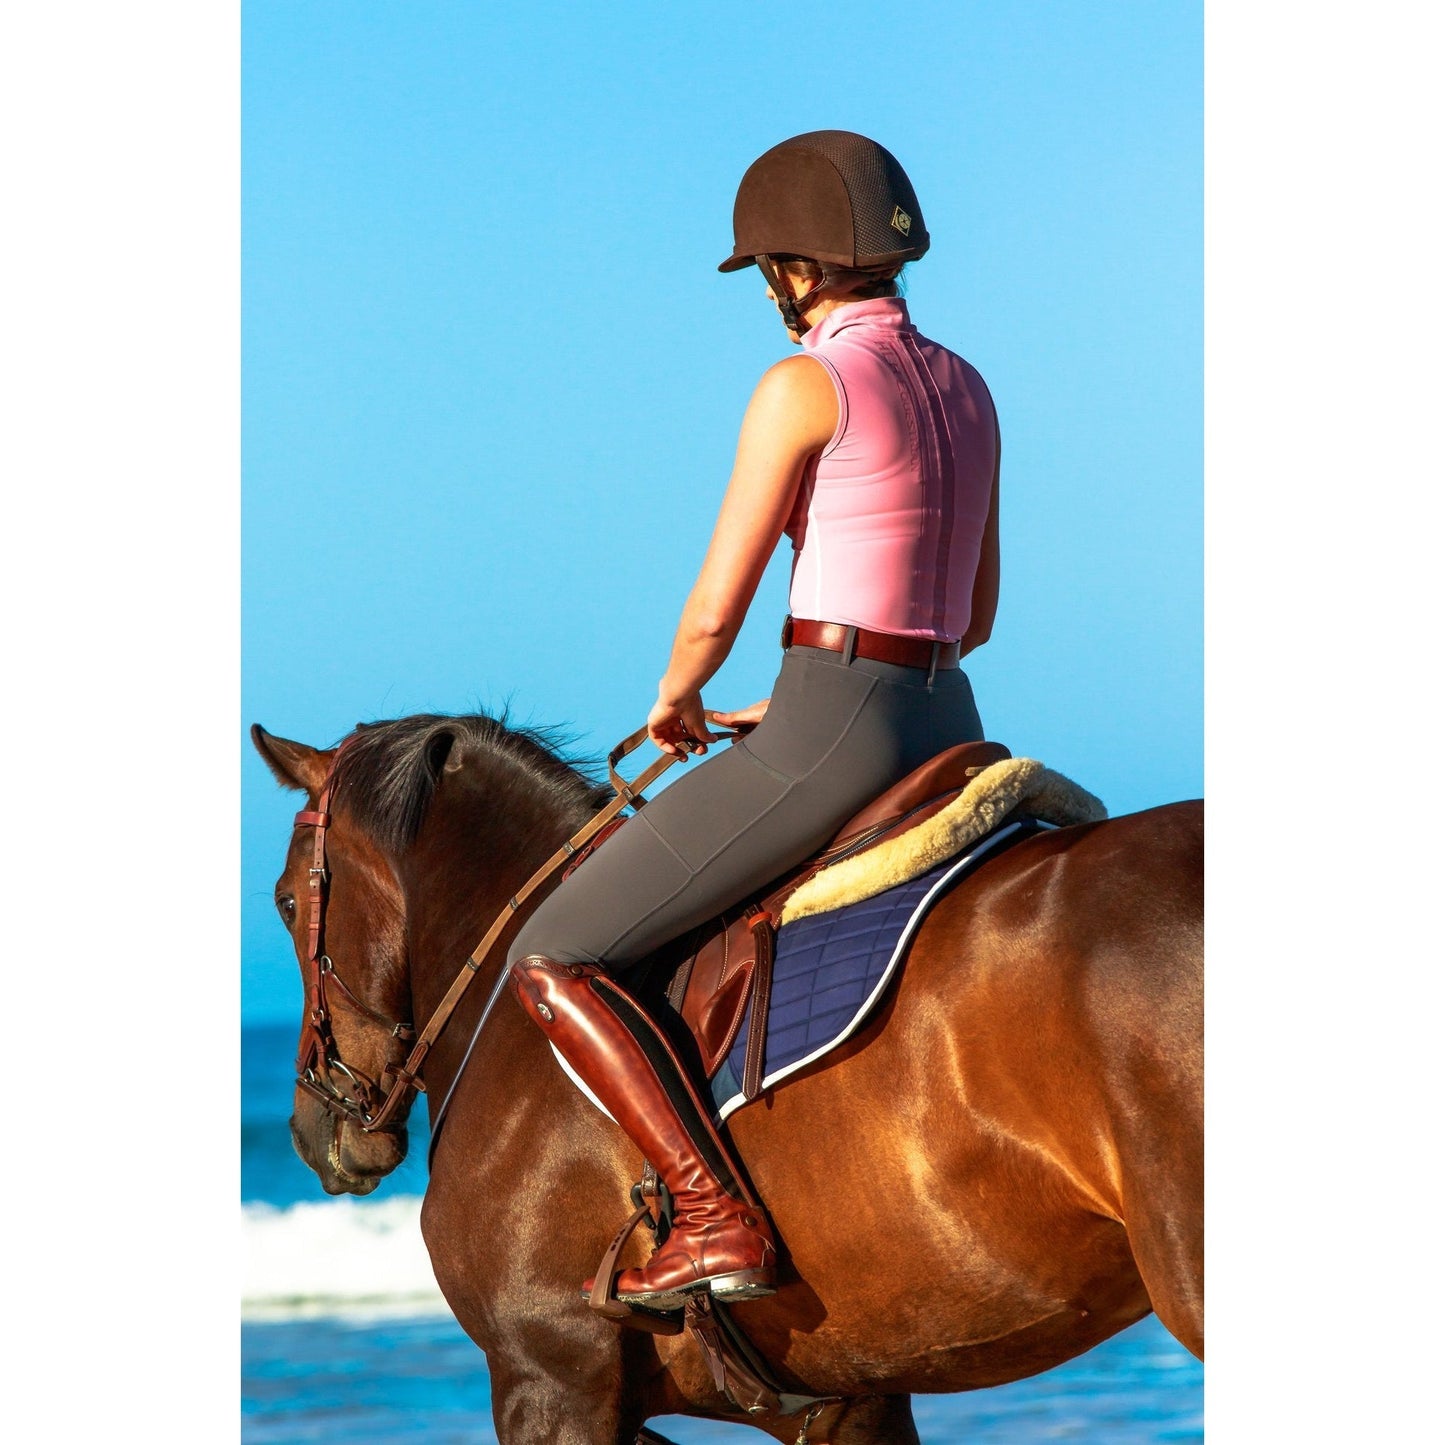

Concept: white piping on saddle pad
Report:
left=779, top=757, right=1106, bottom=925
left=715, top=820, right=1046, bottom=1122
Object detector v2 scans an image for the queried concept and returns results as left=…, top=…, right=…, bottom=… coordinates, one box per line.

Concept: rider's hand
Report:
left=710, top=699, right=770, bottom=729
left=648, top=690, right=719, bottom=757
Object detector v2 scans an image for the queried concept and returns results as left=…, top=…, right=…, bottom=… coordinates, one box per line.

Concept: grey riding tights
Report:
left=507, top=644, right=984, bottom=972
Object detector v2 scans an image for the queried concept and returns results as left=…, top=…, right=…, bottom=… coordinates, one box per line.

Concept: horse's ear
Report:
left=425, top=729, right=466, bottom=782
left=251, top=724, right=333, bottom=795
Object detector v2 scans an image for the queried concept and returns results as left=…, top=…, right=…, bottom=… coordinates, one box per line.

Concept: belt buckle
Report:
left=780, top=616, right=794, bottom=650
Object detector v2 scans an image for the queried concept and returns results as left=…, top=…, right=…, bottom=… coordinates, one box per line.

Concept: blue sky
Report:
left=243, top=1, right=1201, bottom=1022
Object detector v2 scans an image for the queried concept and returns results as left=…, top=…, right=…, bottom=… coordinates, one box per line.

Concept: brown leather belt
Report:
left=782, top=616, right=961, bottom=671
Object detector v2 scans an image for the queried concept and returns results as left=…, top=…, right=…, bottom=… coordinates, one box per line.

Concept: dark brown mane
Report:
left=327, top=711, right=610, bottom=855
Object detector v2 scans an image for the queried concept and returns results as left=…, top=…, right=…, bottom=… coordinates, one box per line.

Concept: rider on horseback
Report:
left=508, top=130, right=1002, bottom=1310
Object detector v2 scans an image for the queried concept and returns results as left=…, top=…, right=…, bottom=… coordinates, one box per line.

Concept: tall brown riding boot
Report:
left=510, top=955, right=777, bottom=1308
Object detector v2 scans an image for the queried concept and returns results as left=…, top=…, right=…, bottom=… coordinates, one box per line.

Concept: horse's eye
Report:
left=275, top=894, right=297, bottom=924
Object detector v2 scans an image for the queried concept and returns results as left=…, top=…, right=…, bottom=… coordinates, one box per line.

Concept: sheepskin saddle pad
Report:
left=782, top=756, right=1107, bottom=923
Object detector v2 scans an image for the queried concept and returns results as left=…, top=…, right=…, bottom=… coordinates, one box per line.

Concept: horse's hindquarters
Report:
left=948, top=802, right=1203, bottom=1357
left=725, top=803, right=1204, bottom=1377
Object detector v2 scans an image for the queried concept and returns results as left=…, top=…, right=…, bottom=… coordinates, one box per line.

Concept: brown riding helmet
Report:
left=718, top=129, right=930, bottom=275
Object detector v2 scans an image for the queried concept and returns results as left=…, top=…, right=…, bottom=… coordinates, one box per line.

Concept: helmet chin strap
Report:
left=755, top=256, right=829, bottom=337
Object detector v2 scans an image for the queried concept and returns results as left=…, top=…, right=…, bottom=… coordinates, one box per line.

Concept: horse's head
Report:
left=252, top=724, right=414, bottom=1196
left=253, top=710, right=612, bottom=1195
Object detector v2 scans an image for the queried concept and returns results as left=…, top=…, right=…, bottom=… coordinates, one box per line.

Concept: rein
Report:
left=292, top=718, right=731, bottom=1134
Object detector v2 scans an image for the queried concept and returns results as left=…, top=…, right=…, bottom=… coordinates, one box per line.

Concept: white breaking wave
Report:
left=243, top=1194, right=449, bottom=1321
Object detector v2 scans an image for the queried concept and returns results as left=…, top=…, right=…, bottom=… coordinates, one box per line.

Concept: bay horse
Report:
left=252, top=711, right=1202, bottom=1444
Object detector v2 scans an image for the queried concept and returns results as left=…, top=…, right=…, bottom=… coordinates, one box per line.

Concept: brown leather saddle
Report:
left=571, top=738, right=1015, bottom=1102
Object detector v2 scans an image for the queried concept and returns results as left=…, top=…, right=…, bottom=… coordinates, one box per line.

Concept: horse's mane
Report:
left=328, top=710, right=611, bottom=854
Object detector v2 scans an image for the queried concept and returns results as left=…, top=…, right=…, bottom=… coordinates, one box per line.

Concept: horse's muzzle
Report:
left=290, top=1099, right=408, bottom=1195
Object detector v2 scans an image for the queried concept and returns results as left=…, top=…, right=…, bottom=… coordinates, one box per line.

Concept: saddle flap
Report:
left=680, top=928, right=757, bottom=1077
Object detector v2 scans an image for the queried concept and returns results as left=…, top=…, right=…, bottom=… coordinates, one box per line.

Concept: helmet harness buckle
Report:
left=755, top=255, right=831, bottom=337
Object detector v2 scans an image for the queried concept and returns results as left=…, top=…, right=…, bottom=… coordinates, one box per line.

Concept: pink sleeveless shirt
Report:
left=786, top=297, right=997, bottom=642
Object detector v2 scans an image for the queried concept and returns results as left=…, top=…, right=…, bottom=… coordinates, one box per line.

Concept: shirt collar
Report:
left=800, top=296, right=912, bottom=350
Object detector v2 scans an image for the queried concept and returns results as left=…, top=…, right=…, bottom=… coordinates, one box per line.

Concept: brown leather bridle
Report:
left=291, top=740, right=418, bottom=1127
left=289, top=720, right=732, bottom=1135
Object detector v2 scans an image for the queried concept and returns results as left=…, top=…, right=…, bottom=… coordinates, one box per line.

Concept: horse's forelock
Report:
left=328, top=711, right=607, bottom=854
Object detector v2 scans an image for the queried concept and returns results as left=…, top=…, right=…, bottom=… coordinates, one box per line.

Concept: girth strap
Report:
left=741, top=909, right=776, bottom=1101
left=684, top=1293, right=841, bottom=1427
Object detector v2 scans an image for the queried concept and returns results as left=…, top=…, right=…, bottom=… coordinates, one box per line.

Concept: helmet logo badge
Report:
left=890, top=206, right=912, bottom=237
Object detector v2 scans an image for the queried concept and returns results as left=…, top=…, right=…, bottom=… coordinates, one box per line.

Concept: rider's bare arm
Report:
left=651, top=355, right=837, bottom=755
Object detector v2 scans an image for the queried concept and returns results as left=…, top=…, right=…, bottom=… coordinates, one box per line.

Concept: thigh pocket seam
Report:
left=739, top=672, right=882, bottom=785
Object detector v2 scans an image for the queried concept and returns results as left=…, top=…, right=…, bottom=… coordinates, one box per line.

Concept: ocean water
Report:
left=243, top=1022, right=1203, bottom=1442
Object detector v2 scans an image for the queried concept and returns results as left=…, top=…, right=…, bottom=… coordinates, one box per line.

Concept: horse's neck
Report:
left=400, top=756, right=598, bottom=1097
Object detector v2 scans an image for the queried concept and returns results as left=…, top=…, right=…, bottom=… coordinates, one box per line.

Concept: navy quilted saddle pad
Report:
left=711, top=819, right=1043, bottom=1119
